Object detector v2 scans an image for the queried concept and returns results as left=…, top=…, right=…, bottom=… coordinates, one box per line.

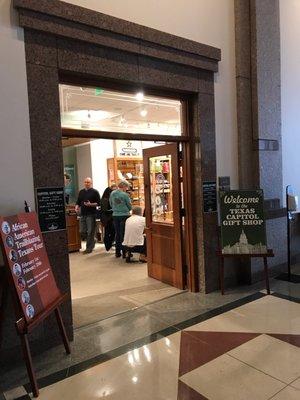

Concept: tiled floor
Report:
left=1, top=264, right=299, bottom=399
left=3, top=293, right=299, bottom=400
left=71, top=243, right=182, bottom=327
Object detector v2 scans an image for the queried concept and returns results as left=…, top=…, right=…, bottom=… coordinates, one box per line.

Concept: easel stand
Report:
left=16, top=293, right=71, bottom=397
left=0, top=212, right=71, bottom=397
left=0, top=270, right=71, bottom=397
left=216, top=249, right=274, bottom=295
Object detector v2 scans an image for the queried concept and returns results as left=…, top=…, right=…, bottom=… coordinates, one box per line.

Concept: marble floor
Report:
left=70, top=243, right=182, bottom=327
left=3, top=293, right=299, bottom=400
left=1, top=265, right=299, bottom=399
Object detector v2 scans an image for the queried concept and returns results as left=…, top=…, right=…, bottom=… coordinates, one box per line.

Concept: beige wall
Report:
left=280, top=0, right=300, bottom=200
left=62, top=0, right=238, bottom=189
left=63, top=0, right=238, bottom=188
left=0, top=0, right=34, bottom=215
left=0, top=0, right=238, bottom=222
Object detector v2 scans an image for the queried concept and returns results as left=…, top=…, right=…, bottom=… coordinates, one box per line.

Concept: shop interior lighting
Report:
left=135, top=91, right=144, bottom=101
left=140, top=108, right=148, bottom=117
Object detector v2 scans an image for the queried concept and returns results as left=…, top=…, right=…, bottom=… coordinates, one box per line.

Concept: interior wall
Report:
left=0, top=0, right=34, bottom=216
left=76, top=144, right=92, bottom=189
left=89, top=140, right=161, bottom=196
left=280, top=0, right=300, bottom=200
left=90, top=139, right=114, bottom=196
left=0, top=0, right=237, bottom=213
left=61, top=0, right=238, bottom=189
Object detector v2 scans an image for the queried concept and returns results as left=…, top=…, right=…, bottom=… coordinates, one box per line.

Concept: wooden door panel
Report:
left=143, top=143, right=183, bottom=289
left=151, top=235, right=174, bottom=268
left=148, top=265, right=176, bottom=286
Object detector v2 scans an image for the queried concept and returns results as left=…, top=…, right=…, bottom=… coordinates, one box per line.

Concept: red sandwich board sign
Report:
left=0, top=212, right=61, bottom=322
left=0, top=212, right=70, bottom=397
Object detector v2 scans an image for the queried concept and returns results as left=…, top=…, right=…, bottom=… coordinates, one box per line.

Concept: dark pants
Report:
left=113, top=216, right=128, bottom=256
left=124, top=240, right=147, bottom=256
left=104, top=220, right=115, bottom=251
left=80, top=215, right=96, bottom=252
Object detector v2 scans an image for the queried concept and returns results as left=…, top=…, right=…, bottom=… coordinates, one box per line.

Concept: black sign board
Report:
left=219, top=190, right=267, bottom=254
left=36, top=187, right=66, bottom=233
left=203, top=181, right=217, bottom=213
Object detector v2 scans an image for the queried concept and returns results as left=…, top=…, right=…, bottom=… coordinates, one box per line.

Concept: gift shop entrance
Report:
left=60, top=83, right=195, bottom=327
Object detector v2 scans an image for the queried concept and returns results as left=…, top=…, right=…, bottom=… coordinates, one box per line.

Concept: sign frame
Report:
left=203, top=181, right=217, bottom=213
left=36, top=186, right=66, bottom=233
left=0, top=212, right=70, bottom=397
left=217, top=189, right=273, bottom=296
left=219, top=189, right=267, bottom=255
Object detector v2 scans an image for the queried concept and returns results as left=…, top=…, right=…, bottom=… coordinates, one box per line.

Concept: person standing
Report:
left=75, top=177, right=101, bottom=254
left=100, top=186, right=115, bottom=251
left=109, top=181, right=132, bottom=258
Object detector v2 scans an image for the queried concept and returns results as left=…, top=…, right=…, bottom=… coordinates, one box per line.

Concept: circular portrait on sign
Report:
left=21, top=291, right=30, bottom=305
left=12, top=263, right=22, bottom=277
left=17, top=277, right=26, bottom=290
left=5, top=235, right=14, bottom=248
left=26, top=304, right=35, bottom=319
left=1, top=221, right=11, bottom=235
left=9, top=249, right=18, bottom=262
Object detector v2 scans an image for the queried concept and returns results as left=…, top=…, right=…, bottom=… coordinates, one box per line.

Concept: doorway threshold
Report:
left=74, top=288, right=187, bottom=331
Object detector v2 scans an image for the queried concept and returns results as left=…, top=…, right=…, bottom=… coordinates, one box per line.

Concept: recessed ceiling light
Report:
left=136, top=91, right=144, bottom=101
left=140, top=108, right=147, bottom=117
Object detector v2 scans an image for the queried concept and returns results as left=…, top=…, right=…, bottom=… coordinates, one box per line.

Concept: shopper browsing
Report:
left=75, top=177, right=101, bottom=254
left=100, top=186, right=115, bottom=251
left=123, top=206, right=147, bottom=263
left=109, top=181, right=132, bottom=258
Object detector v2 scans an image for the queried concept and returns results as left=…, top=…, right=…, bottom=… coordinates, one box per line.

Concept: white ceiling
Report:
left=59, top=84, right=182, bottom=135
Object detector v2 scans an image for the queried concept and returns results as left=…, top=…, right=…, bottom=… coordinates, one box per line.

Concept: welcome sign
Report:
left=219, top=190, right=267, bottom=255
left=0, top=212, right=61, bottom=322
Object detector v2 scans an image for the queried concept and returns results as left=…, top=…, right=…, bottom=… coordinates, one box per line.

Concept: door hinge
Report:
left=180, top=208, right=186, bottom=217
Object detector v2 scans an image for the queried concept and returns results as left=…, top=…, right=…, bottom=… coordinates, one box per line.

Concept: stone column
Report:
left=235, top=0, right=286, bottom=281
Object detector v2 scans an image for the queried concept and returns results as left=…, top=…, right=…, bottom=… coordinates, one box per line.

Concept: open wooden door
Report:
left=143, top=143, right=184, bottom=289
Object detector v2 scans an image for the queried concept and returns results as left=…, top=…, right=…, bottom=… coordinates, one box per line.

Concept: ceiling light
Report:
left=140, top=108, right=148, bottom=117
left=136, top=91, right=144, bottom=101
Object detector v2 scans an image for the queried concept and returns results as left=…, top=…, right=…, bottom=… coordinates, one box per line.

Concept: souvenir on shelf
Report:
left=107, top=157, right=144, bottom=208
left=149, top=155, right=173, bottom=224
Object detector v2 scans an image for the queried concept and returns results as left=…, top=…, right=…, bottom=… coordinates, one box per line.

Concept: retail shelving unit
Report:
left=107, top=157, right=145, bottom=208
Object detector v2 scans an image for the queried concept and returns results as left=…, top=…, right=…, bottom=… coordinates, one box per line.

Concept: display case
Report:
left=107, top=157, right=145, bottom=208
left=149, top=155, right=173, bottom=223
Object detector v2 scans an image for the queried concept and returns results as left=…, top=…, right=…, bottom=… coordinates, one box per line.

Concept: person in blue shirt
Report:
left=109, top=181, right=132, bottom=257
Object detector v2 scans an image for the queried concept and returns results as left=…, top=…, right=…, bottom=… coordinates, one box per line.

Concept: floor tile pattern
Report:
left=2, top=293, right=299, bottom=399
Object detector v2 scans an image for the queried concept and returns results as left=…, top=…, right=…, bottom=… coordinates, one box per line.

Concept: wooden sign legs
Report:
left=19, top=330, right=38, bottom=397
left=15, top=294, right=71, bottom=398
left=55, top=308, right=71, bottom=355
left=217, top=249, right=274, bottom=295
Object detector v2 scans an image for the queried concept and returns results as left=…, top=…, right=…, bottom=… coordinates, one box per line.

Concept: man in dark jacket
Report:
left=75, top=177, right=101, bottom=254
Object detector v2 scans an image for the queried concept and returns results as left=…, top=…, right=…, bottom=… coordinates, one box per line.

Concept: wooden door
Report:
left=143, top=143, right=183, bottom=289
